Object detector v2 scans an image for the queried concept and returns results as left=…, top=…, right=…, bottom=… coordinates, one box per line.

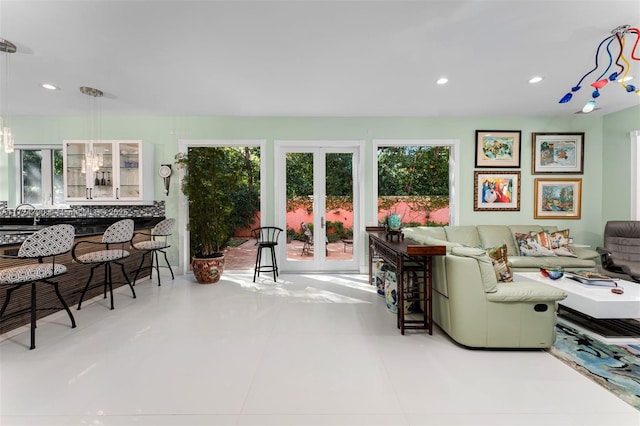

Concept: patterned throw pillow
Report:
left=515, top=232, right=556, bottom=257
left=548, top=229, right=577, bottom=257
left=486, top=243, right=513, bottom=282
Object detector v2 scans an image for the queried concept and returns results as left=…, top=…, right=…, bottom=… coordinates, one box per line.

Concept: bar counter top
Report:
left=0, top=216, right=164, bottom=246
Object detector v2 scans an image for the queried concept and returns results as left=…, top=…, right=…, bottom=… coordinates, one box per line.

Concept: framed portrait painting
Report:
left=475, top=130, right=521, bottom=168
left=474, top=171, right=520, bottom=211
left=532, top=132, right=584, bottom=174
left=534, top=178, right=582, bottom=219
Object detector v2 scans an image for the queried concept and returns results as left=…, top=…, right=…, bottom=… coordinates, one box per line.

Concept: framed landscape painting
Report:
left=532, top=132, right=584, bottom=174
left=474, top=171, right=520, bottom=211
left=534, top=178, right=582, bottom=219
left=475, top=130, right=521, bottom=168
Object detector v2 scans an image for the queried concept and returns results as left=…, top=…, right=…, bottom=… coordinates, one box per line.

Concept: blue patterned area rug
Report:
left=548, top=323, right=640, bottom=410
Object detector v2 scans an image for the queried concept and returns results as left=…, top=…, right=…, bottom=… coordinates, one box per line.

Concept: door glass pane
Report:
left=21, top=150, right=42, bottom=204
left=65, top=142, right=86, bottom=199
left=285, top=152, right=314, bottom=262
left=119, top=142, right=140, bottom=198
left=91, top=142, right=113, bottom=199
left=377, top=145, right=450, bottom=227
left=325, top=153, right=353, bottom=261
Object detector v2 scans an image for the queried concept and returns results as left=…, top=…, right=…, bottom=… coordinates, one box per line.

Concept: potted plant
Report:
left=175, top=147, right=259, bottom=284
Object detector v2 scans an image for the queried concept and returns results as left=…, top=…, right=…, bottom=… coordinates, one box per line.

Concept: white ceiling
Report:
left=1, top=0, right=640, bottom=117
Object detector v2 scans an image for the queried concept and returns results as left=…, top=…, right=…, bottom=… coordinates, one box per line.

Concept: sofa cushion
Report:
left=485, top=243, right=513, bottom=282
left=508, top=255, right=597, bottom=270
left=402, top=228, right=460, bottom=253
left=515, top=232, right=556, bottom=257
left=451, top=246, right=498, bottom=293
left=445, top=226, right=482, bottom=247
left=402, top=226, right=447, bottom=241
left=548, top=229, right=577, bottom=257
left=571, top=246, right=600, bottom=260
left=486, top=281, right=567, bottom=302
left=477, top=225, right=518, bottom=256
left=508, top=226, right=544, bottom=255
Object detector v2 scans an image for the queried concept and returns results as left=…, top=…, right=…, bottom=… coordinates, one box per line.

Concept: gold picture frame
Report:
left=534, top=178, right=582, bottom=219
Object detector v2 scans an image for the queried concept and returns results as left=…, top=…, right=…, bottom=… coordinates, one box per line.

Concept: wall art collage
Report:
left=474, top=130, right=584, bottom=219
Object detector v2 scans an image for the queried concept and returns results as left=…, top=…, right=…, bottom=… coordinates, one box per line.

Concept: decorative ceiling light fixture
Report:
left=559, top=25, right=640, bottom=113
left=0, top=38, right=16, bottom=154
left=80, top=86, right=104, bottom=173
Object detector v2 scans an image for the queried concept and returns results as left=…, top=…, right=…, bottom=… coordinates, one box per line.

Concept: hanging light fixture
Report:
left=559, top=25, right=640, bottom=113
left=0, top=38, right=16, bottom=154
left=79, top=86, right=104, bottom=172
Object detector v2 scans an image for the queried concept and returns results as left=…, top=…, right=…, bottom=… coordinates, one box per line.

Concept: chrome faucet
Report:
left=14, top=203, right=39, bottom=225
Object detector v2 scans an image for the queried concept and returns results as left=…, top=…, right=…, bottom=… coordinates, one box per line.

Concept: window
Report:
left=632, top=130, right=640, bottom=220
left=16, top=147, right=64, bottom=206
left=374, top=140, right=460, bottom=227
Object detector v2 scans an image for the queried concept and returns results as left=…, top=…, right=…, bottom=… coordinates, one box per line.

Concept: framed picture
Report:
left=532, top=132, right=584, bottom=174
left=534, top=178, right=582, bottom=219
left=475, top=130, right=521, bottom=168
left=474, top=171, right=520, bottom=211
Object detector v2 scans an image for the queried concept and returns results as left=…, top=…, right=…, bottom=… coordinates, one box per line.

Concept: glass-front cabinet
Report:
left=63, top=140, right=151, bottom=203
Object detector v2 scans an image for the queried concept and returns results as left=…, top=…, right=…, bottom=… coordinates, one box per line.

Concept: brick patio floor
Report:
left=224, top=238, right=354, bottom=270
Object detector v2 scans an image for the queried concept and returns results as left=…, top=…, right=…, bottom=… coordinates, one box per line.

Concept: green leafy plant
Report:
left=175, top=147, right=259, bottom=258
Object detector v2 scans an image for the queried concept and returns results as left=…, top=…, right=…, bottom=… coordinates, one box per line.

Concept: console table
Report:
left=367, top=227, right=446, bottom=335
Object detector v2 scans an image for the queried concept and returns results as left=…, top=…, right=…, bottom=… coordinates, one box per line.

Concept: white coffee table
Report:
left=515, top=272, right=640, bottom=319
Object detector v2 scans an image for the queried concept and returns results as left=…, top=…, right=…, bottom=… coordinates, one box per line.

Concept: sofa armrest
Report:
left=450, top=246, right=497, bottom=293
left=595, top=246, right=632, bottom=276
left=486, top=281, right=566, bottom=303
left=596, top=246, right=615, bottom=269
left=571, top=246, right=599, bottom=260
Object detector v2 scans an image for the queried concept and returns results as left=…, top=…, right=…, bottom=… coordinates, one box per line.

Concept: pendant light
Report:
left=559, top=25, right=639, bottom=113
left=0, top=38, right=16, bottom=153
left=80, top=86, right=104, bottom=172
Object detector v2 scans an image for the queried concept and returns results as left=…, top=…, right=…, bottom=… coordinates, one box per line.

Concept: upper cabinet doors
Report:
left=63, top=140, right=153, bottom=203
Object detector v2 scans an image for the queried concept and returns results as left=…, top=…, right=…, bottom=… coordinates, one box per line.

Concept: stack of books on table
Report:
left=565, top=270, right=619, bottom=287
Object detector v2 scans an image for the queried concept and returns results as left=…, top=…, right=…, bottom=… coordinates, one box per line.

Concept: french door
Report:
left=275, top=142, right=361, bottom=273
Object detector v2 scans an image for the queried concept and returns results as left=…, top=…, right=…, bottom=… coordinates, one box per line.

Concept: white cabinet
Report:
left=63, top=140, right=154, bottom=204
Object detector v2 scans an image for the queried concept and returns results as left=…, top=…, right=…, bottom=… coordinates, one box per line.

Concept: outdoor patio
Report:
left=224, top=238, right=354, bottom=270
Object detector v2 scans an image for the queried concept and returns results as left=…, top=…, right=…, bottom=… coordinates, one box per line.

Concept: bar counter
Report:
left=0, top=216, right=164, bottom=335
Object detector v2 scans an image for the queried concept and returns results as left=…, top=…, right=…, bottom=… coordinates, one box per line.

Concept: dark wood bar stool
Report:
left=0, top=224, right=76, bottom=350
left=252, top=226, right=283, bottom=282
left=73, top=219, right=136, bottom=310
left=131, top=218, right=176, bottom=286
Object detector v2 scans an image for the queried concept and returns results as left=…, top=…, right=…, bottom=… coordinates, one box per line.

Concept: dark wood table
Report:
left=366, top=226, right=446, bottom=335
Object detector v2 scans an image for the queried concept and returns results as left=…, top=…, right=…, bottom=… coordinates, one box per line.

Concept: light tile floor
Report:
left=1, top=272, right=639, bottom=425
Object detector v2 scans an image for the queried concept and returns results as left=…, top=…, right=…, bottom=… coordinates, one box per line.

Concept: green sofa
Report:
left=401, top=225, right=599, bottom=349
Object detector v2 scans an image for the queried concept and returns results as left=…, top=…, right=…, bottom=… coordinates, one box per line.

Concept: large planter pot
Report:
left=192, top=255, right=225, bottom=284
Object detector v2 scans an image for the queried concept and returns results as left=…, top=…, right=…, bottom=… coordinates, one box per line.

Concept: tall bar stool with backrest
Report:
left=73, top=219, right=136, bottom=310
left=252, top=226, right=283, bottom=282
left=131, top=218, right=176, bottom=286
left=0, top=224, right=76, bottom=350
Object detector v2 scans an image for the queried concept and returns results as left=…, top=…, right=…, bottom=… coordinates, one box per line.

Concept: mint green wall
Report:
left=602, top=105, right=640, bottom=223
left=2, top=111, right=635, bottom=257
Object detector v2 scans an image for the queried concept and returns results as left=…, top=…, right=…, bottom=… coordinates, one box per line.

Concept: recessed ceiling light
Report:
left=529, top=76, right=543, bottom=84
left=41, top=83, right=59, bottom=90
left=436, top=77, right=448, bottom=85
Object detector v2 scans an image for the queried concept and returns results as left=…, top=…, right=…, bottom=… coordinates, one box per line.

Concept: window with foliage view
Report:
left=377, top=145, right=450, bottom=226
left=19, top=148, right=64, bottom=205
